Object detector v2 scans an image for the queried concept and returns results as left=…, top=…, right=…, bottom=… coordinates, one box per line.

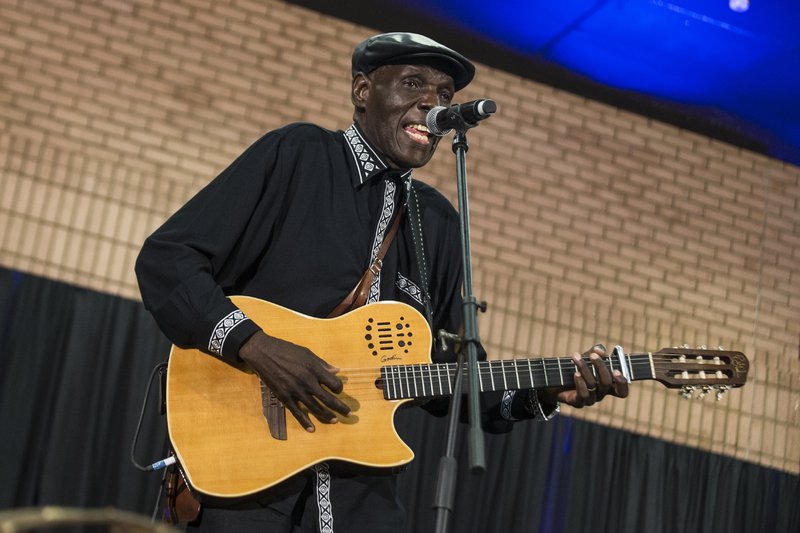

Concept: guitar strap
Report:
left=327, top=203, right=406, bottom=318
left=162, top=455, right=200, bottom=524
left=328, top=179, right=433, bottom=326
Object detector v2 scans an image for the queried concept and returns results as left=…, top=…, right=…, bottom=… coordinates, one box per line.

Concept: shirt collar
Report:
left=343, top=123, right=413, bottom=187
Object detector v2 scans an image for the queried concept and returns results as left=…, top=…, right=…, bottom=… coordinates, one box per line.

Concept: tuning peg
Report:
left=680, top=385, right=695, bottom=399
left=715, top=385, right=730, bottom=401
left=697, top=385, right=712, bottom=399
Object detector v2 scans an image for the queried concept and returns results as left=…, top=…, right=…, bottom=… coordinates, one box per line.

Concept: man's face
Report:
left=353, top=64, right=455, bottom=169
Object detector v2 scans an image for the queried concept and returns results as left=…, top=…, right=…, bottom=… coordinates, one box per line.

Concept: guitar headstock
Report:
left=651, top=347, right=749, bottom=399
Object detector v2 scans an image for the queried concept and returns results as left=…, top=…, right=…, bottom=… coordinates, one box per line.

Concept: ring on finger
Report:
left=587, top=384, right=598, bottom=393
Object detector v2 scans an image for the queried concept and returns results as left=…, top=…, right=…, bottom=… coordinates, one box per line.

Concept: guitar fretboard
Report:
left=379, top=353, right=655, bottom=400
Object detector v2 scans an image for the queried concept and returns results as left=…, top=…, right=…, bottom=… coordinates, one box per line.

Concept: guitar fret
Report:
left=513, top=360, right=521, bottom=389
left=488, top=361, right=495, bottom=391
left=625, top=350, right=633, bottom=383
left=500, top=360, right=508, bottom=390
left=412, top=365, right=419, bottom=397
left=557, top=357, right=564, bottom=386
left=382, top=367, right=389, bottom=400
left=539, top=359, right=546, bottom=388
left=527, top=360, right=535, bottom=389
left=477, top=362, right=484, bottom=392
left=446, top=363, right=453, bottom=394
left=436, top=364, right=443, bottom=395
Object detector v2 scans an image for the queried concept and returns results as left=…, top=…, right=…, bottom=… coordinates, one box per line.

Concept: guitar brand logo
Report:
left=732, top=353, right=749, bottom=376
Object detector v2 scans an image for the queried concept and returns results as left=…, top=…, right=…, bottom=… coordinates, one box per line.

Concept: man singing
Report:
left=136, top=32, right=627, bottom=533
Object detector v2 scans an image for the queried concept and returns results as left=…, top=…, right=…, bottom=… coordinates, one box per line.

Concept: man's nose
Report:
left=418, top=87, right=439, bottom=110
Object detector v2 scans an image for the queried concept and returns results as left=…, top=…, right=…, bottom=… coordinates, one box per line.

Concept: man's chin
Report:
left=397, top=148, right=437, bottom=170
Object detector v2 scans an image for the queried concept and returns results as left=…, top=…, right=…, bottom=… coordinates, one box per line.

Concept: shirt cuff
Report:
left=524, top=389, right=560, bottom=421
left=499, top=389, right=560, bottom=422
left=208, top=308, right=261, bottom=362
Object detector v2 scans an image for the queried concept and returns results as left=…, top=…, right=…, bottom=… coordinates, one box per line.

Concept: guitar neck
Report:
left=380, top=352, right=655, bottom=400
left=380, top=345, right=749, bottom=400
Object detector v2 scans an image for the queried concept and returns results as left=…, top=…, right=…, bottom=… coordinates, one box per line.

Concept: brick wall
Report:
left=2, top=0, right=798, bottom=472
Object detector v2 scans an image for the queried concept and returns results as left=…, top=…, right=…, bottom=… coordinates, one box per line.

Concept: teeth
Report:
left=404, top=123, right=431, bottom=144
left=406, top=124, right=430, bottom=133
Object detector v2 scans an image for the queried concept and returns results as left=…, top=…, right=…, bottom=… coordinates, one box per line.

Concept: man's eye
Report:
left=440, top=92, right=453, bottom=103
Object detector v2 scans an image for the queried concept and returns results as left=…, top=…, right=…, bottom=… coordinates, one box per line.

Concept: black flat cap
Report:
left=352, top=32, right=475, bottom=91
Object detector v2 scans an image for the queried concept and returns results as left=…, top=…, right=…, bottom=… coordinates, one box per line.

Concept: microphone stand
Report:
left=432, top=120, right=486, bottom=533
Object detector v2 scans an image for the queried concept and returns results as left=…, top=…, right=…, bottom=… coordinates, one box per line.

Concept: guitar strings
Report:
left=323, top=356, right=739, bottom=396
left=332, top=356, right=736, bottom=377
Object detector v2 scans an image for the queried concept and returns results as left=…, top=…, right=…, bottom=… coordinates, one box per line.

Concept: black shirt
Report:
left=136, top=122, right=462, bottom=362
left=136, top=122, right=539, bottom=425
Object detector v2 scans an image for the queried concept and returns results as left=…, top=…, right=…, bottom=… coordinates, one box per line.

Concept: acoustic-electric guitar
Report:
left=166, top=296, right=749, bottom=502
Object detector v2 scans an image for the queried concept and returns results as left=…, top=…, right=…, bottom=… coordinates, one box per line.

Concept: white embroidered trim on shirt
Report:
left=396, top=272, right=423, bottom=305
left=501, top=390, right=518, bottom=421
left=208, top=310, right=250, bottom=356
left=526, top=390, right=561, bottom=421
left=344, top=125, right=386, bottom=184
left=314, top=462, right=334, bottom=533
left=367, top=180, right=397, bottom=304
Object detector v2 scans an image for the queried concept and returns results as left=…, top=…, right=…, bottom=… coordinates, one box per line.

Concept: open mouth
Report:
left=403, top=123, right=432, bottom=145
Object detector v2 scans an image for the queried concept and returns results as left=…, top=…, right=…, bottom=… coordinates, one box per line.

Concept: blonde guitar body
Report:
left=166, top=296, right=432, bottom=502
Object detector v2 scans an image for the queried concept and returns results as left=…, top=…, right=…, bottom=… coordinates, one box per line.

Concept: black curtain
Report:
left=0, top=267, right=170, bottom=516
left=1, top=267, right=798, bottom=532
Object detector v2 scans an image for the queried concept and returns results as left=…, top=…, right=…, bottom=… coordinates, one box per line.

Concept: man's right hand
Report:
left=238, top=331, right=351, bottom=432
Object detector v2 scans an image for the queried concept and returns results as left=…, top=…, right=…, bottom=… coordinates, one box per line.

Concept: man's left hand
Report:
left=538, top=344, right=629, bottom=408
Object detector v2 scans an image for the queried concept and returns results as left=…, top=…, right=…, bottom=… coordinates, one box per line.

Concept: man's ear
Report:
left=351, top=73, right=369, bottom=110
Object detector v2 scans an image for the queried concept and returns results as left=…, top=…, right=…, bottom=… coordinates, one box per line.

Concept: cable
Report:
left=130, top=361, right=170, bottom=472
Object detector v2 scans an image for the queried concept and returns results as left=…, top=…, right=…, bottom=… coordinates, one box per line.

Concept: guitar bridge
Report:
left=261, top=381, right=287, bottom=440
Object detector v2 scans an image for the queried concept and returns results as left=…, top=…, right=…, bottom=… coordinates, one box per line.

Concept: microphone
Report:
left=426, top=99, right=497, bottom=136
